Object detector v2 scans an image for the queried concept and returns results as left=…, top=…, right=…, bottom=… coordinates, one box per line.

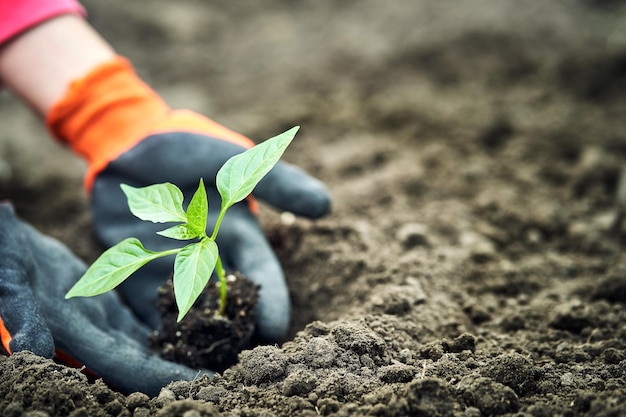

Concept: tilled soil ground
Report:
left=2, top=1, right=626, bottom=416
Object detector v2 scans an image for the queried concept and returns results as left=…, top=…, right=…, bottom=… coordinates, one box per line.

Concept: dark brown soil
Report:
left=2, top=1, right=626, bottom=416
left=152, top=273, right=259, bottom=372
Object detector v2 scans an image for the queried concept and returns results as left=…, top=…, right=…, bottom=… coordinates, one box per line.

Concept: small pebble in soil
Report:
left=280, top=211, right=296, bottom=225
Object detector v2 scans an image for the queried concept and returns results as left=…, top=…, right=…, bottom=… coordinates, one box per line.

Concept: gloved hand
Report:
left=0, top=202, right=207, bottom=396
left=46, top=56, right=331, bottom=341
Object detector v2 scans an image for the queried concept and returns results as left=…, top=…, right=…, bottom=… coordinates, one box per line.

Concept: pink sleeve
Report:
left=0, top=0, right=85, bottom=45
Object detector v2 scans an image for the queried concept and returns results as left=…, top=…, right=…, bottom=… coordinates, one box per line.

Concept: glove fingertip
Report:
left=258, top=165, right=332, bottom=219
left=301, top=183, right=332, bottom=219
left=284, top=178, right=332, bottom=219
left=10, top=330, right=55, bottom=358
left=255, top=284, right=291, bottom=343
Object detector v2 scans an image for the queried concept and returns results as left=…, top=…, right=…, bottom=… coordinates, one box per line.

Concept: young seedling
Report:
left=66, top=126, right=299, bottom=321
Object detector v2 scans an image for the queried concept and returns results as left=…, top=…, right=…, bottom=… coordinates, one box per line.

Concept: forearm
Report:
left=0, top=14, right=115, bottom=115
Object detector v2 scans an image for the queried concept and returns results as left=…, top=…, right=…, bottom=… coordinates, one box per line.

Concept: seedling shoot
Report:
left=66, top=126, right=299, bottom=321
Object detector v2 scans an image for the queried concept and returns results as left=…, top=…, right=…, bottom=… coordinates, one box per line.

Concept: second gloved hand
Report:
left=46, top=57, right=331, bottom=342
left=0, top=202, right=206, bottom=396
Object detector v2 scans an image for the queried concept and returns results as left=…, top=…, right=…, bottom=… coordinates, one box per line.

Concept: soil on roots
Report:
left=152, top=273, right=259, bottom=373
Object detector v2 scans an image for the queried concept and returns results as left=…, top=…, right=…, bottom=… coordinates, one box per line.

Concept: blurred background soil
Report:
left=2, top=1, right=626, bottom=416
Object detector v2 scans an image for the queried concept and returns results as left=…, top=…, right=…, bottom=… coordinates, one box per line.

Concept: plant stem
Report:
left=209, top=205, right=229, bottom=316
left=210, top=205, right=227, bottom=241
left=215, top=255, right=228, bottom=316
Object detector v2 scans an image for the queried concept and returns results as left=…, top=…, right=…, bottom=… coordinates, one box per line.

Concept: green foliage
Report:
left=217, top=126, right=299, bottom=210
left=121, top=182, right=187, bottom=224
left=173, top=239, right=218, bottom=321
left=66, top=127, right=298, bottom=321
left=65, top=238, right=176, bottom=298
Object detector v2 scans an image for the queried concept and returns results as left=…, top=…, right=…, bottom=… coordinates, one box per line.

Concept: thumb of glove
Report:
left=255, top=160, right=331, bottom=219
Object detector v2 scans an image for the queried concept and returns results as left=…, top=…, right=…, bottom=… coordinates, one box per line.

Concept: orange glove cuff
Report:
left=0, top=315, right=12, bottom=354
left=46, top=56, right=253, bottom=190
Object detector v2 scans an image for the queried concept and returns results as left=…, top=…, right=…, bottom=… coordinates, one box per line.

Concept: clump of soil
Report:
left=151, top=272, right=259, bottom=372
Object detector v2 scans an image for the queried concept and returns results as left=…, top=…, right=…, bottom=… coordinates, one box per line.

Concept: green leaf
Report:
left=186, top=178, right=208, bottom=236
left=65, top=238, right=173, bottom=298
left=173, top=238, right=218, bottom=321
left=157, top=224, right=200, bottom=240
left=216, top=126, right=298, bottom=209
left=121, top=183, right=187, bottom=224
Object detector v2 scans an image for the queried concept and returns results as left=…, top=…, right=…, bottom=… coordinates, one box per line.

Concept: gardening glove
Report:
left=0, top=202, right=208, bottom=396
left=46, top=56, right=331, bottom=342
